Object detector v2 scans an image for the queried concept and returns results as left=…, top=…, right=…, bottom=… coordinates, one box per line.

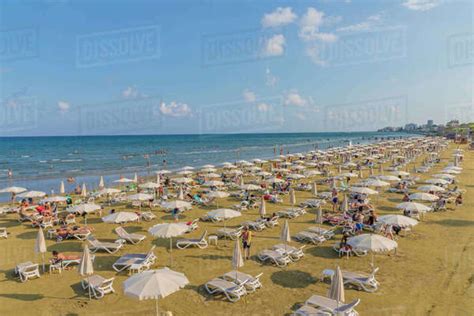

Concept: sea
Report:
left=0, top=132, right=414, bottom=201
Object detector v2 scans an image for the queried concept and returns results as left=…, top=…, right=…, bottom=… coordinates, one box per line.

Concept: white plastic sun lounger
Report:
left=306, top=227, right=335, bottom=239
left=322, top=268, right=380, bottom=293
left=15, top=262, right=40, bottom=282
left=257, top=249, right=292, bottom=267
left=216, top=227, right=242, bottom=240
left=87, top=235, right=125, bottom=254
left=294, top=305, right=332, bottom=316
left=273, top=244, right=306, bottom=261
left=114, top=226, right=146, bottom=244
left=204, top=278, right=248, bottom=302
left=81, top=275, right=115, bottom=299
left=222, top=271, right=263, bottom=293
left=112, top=246, right=156, bottom=272
left=0, top=227, right=7, bottom=238
left=49, top=255, right=96, bottom=273
left=242, top=220, right=266, bottom=231
left=176, top=230, right=208, bottom=249
left=294, top=231, right=326, bottom=245
left=305, top=295, right=360, bottom=316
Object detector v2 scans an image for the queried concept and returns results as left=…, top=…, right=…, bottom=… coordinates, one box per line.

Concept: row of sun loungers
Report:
left=294, top=295, right=360, bottom=315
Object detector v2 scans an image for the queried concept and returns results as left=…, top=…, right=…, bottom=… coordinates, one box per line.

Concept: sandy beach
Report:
left=0, top=141, right=472, bottom=316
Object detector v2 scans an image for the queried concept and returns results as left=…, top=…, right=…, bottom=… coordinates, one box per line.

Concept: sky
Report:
left=0, top=0, right=472, bottom=136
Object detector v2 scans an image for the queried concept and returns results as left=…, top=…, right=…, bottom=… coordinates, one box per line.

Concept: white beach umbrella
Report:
left=156, top=170, right=171, bottom=175
left=304, top=170, right=322, bottom=177
left=60, top=181, right=65, bottom=194
left=18, top=191, right=46, bottom=198
left=0, top=186, right=27, bottom=194
left=432, top=174, right=455, bottom=180
left=425, top=178, right=449, bottom=185
left=177, top=187, right=184, bottom=200
left=102, top=211, right=139, bottom=224
left=256, top=171, right=272, bottom=177
left=378, top=215, right=418, bottom=228
left=40, top=196, right=68, bottom=203
left=81, top=183, right=87, bottom=197
left=316, top=205, right=323, bottom=224
left=123, top=268, right=189, bottom=316
left=114, top=178, right=134, bottom=183
left=35, top=227, right=47, bottom=272
left=347, top=234, right=398, bottom=253
left=202, top=164, right=215, bottom=168
left=287, top=173, right=305, bottom=179
left=339, top=172, right=358, bottom=178
left=67, top=203, right=101, bottom=215
left=128, top=193, right=154, bottom=201
left=442, top=169, right=460, bottom=174
left=177, top=170, right=193, bottom=176
left=161, top=200, right=192, bottom=211
left=349, top=187, right=378, bottom=195
left=376, top=175, right=401, bottom=182
left=328, top=266, right=345, bottom=303
left=232, top=238, right=244, bottom=271
left=207, top=191, right=230, bottom=199
left=289, top=189, right=296, bottom=205
left=408, top=192, right=439, bottom=202
left=280, top=220, right=291, bottom=243
left=396, top=202, right=432, bottom=212
left=156, top=174, right=161, bottom=186
left=266, top=177, right=284, bottom=184
left=148, top=223, right=188, bottom=265
left=180, top=166, right=195, bottom=171
left=98, top=176, right=105, bottom=189
left=240, top=184, right=261, bottom=191
left=418, top=185, right=445, bottom=192
left=312, top=182, right=318, bottom=197
left=133, top=173, right=138, bottom=182
left=392, top=171, right=410, bottom=177
left=365, top=179, right=390, bottom=187
left=207, top=208, right=241, bottom=220
left=259, top=196, right=266, bottom=217
left=78, top=245, right=94, bottom=300
left=205, top=173, right=221, bottom=178
left=203, top=180, right=224, bottom=187
left=171, top=177, right=193, bottom=184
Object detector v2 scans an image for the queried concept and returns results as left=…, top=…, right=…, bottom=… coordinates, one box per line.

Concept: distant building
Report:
left=404, top=123, right=418, bottom=131
left=427, top=119, right=434, bottom=127
left=446, top=120, right=460, bottom=128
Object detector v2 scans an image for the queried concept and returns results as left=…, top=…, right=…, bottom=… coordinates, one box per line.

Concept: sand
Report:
left=0, top=143, right=472, bottom=316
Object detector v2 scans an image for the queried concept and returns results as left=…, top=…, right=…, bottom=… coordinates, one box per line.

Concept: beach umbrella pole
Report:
left=156, top=298, right=159, bottom=316
left=88, top=276, right=92, bottom=300
left=41, top=254, right=45, bottom=272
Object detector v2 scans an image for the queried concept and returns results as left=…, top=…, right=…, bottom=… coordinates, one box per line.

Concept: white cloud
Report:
left=262, top=34, right=286, bottom=56
left=305, top=45, right=327, bottom=66
left=298, top=7, right=337, bottom=42
left=159, top=101, right=192, bottom=117
left=243, top=89, right=256, bottom=103
left=122, top=86, right=147, bottom=99
left=295, top=112, right=307, bottom=121
left=257, top=103, right=270, bottom=112
left=337, top=13, right=383, bottom=32
left=402, top=0, right=440, bottom=11
left=285, top=91, right=310, bottom=107
left=265, top=68, right=278, bottom=87
left=261, top=7, right=297, bottom=28
left=58, top=101, right=70, bottom=112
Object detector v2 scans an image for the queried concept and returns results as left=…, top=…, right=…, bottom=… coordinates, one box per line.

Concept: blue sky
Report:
left=0, top=0, right=472, bottom=136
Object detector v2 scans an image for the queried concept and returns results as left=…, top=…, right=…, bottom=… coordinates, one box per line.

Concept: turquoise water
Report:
left=0, top=132, right=411, bottom=199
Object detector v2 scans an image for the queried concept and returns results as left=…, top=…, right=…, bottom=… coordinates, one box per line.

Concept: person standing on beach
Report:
left=242, top=226, right=252, bottom=260
left=7, top=169, right=12, bottom=179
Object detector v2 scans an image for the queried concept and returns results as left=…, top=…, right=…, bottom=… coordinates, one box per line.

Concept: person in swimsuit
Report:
left=241, top=226, right=252, bottom=260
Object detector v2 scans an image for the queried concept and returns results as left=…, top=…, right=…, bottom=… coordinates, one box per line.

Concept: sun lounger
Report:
left=294, top=231, right=327, bottom=245
left=222, top=271, right=263, bottom=293
left=114, top=226, right=146, bottom=244
left=216, top=227, right=242, bottom=240
left=15, top=262, right=40, bottom=282
left=257, top=249, right=292, bottom=267
left=294, top=305, right=331, bottom=315
left=81, top=275, right=115, bottom=299
left=258, top=216, right=279, bottom=228
left=306, top=227, right=335, bottom=239
left=200, top=214, right=223, bottom=222
left=176, top=230, right=208, bottom=249
left=204, top=278, right=248, bottom=302
left=273, top=244, right=305, bottom=261
left=0, top=227, right=7, bottom=238
left=305, top=295, right=360, bottom=316
left=49, top=255, right=96, bottom=273
left=333, top=242, right=367, bottom=257
left=140, top=211, right=156, bottom=221
left=242, top=220, right=266, bottom=231
left=87, top=235, right=125, bottom=254
left=322, top=268, right=380, bottom=292
left=182, top=218, right=199, bottom=233
left=112, top=246, right=156, bottom=272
